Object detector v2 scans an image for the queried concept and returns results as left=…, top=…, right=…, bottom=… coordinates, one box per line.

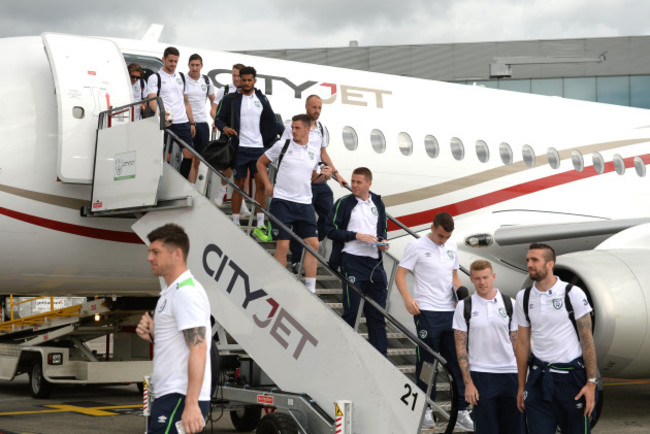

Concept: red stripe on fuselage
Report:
left=388, top=155, right=648, bottom=231
left=0, top=207, right=143, bottom=244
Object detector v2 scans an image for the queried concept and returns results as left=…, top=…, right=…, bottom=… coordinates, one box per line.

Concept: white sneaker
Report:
left=455, top=409, right=474, bottom=431
left=214, top=185, right=227, bottom=207
left=240, top=201, right=251, bottom=217
left=422, top=408, right=435, bottom=429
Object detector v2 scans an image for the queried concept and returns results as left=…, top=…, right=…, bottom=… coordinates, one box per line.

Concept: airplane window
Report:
left=476, top=140, right=489, bottom=163
left=451, top=137, right=465, bottom=161
left=613, top=154, right=625, bottom=175
left=342, top=126, right=358, bottom=151
left=371, top=129, right=386, bottom=154
left=547, top=147, right=560, bottom=169
left=571, top=150, right=584, bottom=172
left=522, top=145, right=536, bottom=167
left=398, top=132, right=413, bottom=156
left=424, top=135, right=439, bottom=158
left=592, top=152, right=605, bottom=173
left=634, top=156, right=646, bottom=177
left=499, top=142, right=513, bottom=164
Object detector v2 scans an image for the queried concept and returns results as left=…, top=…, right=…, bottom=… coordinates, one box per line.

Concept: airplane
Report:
left=0, top=26, right=649, bottom=384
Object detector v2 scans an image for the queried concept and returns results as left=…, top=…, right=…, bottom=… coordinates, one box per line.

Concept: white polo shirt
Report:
left=186, top=75, right=215, bottom=124
left=513, top=278, right=592, bottom=364
left=281, top=121, right=328, bottom=174
left=147, top=69, right=189, bottom=124
left=399, top=235, right=459, bottom=311
left=131, top=79, right=147, bottom=120
left=453, top=290, right=518, bottom=374
left=214, top=82, right=236, bottom=106
left=152, top=270, right=212, bottom=401
left=265, top=139, right=318, bottom=204
left=238, top=92, right=264, bottom=148
left=342, top=197, right=380, bottom=259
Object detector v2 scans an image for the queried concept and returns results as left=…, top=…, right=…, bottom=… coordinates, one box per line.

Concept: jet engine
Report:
left=555, top=247, right=650, bottom=378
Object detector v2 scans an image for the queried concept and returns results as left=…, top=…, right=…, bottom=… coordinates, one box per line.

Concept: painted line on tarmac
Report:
left=0, top=404, right=141, bottom=417
left=603, top=379, right=650, bottom=387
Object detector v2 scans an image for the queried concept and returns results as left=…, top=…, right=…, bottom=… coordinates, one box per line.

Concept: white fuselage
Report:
left=1, top=34, right=649, bottom=298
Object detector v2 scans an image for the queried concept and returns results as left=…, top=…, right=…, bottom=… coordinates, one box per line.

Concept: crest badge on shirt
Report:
left=552, top=298, right=564, bottom=309
left=447, top=250, right=455, bottom=260
left=201, top=84, right=207, bottom=91
left=176, top=78, right=183, bottom=85
left=254, top=100, right=261, bottom=107
left=308, top=151, right=315, bottom=160
left=158, top=298, right=167, bottom=313
left=498, top=307, right=507, bottom=318
left=371, top=206, right=378, bottom=216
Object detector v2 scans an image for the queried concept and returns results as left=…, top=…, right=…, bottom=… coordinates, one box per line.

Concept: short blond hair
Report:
left=470, top=259, right=493, bottom=274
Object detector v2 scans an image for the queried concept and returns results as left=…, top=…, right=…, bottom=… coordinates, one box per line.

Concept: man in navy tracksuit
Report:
left=215, top=66, right=284, bottom=228
left=327, top=167, right=388, bottom=356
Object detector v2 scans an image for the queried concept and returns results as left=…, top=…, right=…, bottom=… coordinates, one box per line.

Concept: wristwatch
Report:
left=587, top=377, right=597, bottom=384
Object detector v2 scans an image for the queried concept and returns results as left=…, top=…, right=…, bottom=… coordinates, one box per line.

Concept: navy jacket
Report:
left=215, top=88, right=284, bottom=148
left=327, top=192, right=387, bottom=268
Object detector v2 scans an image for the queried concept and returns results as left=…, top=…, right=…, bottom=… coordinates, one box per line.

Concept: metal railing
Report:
left=93, top=100, right=459, bottom=431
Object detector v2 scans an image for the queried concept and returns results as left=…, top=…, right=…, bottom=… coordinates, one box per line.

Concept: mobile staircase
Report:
left=85, top=100, right=464, bottom=433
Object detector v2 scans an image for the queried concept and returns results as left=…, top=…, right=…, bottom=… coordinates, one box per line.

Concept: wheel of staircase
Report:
left=255, top=412, right=299, bottom=434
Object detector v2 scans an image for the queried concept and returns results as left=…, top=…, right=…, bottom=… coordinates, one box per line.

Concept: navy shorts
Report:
left=471, top=371, right=524, bottom=434
left=268, top=198, right=317, bottom=241
left=164, top=122, right=193, bottom=154
left=148, top=392, right=210, bottom=433
left=233, top=146, right=265, bottom=179
left=192, top=122, right=210, bottom=154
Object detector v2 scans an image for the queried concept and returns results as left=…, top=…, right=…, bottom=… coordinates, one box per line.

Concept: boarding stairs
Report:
left=87, top=101, right=462, bottom=433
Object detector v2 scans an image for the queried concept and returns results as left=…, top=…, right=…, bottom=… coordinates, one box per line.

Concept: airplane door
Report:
left=42, top=33, right=132, bottom=183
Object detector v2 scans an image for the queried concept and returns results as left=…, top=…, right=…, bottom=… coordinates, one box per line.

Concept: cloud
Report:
left=0, top=0, right=649, bottom=51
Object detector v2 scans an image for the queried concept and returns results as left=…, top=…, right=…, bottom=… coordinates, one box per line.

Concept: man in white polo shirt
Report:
left=186, top=53, right=215, bottom=183
left=395, top=212, right=472, bottom=430
left=327, top=167, right=389, bottom=356
left=453, top=260, right=523, bottom=433
left=147, top=46, right=196, bottom=180
left=256, top=114, right=332, bottom=294
left=281, top=95, right=347, bottom=274
left=216, top=66, right=284, bottom=229
left=135, top=223, right=211, bottom=434
left=514, top=243, right=597, bottom=434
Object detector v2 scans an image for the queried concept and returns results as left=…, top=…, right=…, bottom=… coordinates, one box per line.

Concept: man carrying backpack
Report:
left=147, top=46, right=196, bottom=180
left=514, top=243, right=597, bottom=434
left=453, top=260, right=524, bottom=433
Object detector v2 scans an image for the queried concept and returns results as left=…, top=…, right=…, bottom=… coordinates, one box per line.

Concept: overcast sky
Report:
left=1, top=0, right=649, bottom=51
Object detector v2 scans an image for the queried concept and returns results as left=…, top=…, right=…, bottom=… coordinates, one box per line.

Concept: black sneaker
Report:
left=291, top=263, right=301, bottom=274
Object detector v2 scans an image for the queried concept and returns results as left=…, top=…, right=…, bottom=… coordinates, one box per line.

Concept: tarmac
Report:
left=0, top=376, right=649, bottom=433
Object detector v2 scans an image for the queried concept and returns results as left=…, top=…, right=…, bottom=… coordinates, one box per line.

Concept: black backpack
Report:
left=463, top=293, right=514, bottom=346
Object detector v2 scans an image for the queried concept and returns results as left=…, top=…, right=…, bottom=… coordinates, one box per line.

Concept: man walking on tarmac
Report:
left=136, top=223, right=211, bottom=434
left=453, top=260, right=524, bottom=433
left=514, top=243, right=597, bottom=434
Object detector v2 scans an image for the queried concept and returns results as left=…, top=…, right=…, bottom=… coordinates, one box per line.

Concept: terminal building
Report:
left=238, top=35, right=650, bottom=109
